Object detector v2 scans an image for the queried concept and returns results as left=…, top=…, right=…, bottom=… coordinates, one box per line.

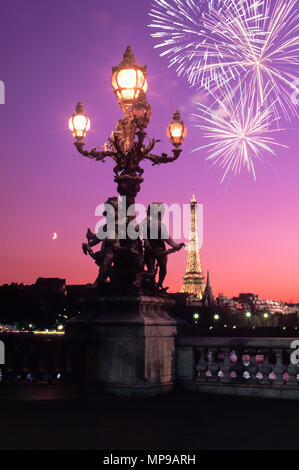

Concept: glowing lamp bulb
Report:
left=69, top=102, right=90, bottom=140
left=167, top=109, right=187, bottom=147
left=111, top=46, right=148, bottom=110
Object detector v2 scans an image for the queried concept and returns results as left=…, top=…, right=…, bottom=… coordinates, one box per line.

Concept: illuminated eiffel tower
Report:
left=181, top=192, right=205, bottom=299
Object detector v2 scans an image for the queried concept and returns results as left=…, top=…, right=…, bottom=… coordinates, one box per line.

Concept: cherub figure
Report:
left=82, top=197, right=121, bottom=288
left=142, top=202, right=185, bottom=292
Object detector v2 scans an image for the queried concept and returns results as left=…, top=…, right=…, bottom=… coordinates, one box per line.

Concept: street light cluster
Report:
left=69, top=45, right=187, bottom=148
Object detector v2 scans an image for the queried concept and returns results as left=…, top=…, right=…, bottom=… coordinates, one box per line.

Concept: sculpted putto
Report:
left=82, top=198, right=185, bottom=294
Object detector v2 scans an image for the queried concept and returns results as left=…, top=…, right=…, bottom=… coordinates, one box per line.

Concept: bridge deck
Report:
left=0, top=391, right=297, bottom=450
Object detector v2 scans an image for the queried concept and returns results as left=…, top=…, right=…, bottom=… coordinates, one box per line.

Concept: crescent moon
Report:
left=52, top=232, right=57, bottom=240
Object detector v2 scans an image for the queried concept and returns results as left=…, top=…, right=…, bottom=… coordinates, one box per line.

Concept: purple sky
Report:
left=0, top=0, right=299, bottom=301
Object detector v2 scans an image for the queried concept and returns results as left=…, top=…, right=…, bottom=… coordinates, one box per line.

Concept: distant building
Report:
left=235, top=293, right=290, bottom=315
left=238, top=293, right=259, bottom=303
left=216, top=296, right=237, bottom=312
left=34, top=277, right=66, bottom=294
left=253, top=299, right=287, bottom=315
left=285, top=304, right=299, bottom=314
left=202, top=271, right=216, bottom=307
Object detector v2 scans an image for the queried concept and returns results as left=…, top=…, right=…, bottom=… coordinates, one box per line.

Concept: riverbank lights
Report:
left=111, top=46, right=148, bottom=111
left=167, top=109, right=187, bottom=147
left=69, top=102, right=90, bottom=140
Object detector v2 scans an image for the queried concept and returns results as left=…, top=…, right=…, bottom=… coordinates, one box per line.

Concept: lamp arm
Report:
left=144, top=148, right=182, bottom=166
left=74, top=141, right=117, bottom=162
left=143, top=138, right=161, bottom=155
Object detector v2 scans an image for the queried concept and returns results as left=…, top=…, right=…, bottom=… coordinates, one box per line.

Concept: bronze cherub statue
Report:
left=142, top=202, right=185, bottom=293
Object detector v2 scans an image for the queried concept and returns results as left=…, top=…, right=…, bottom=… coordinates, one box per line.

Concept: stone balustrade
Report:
left=0, top=334, right=98, bottom=400
left=1, top=334, right=299, bottom=400
left=176, top=337, right=299, bottom=399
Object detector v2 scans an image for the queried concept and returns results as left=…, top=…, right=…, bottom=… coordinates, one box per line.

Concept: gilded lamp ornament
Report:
left=131, top=91, right=152, bottom=130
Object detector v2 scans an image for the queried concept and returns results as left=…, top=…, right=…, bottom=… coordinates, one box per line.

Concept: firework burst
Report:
left=192, top=81, right=287, bottom=182
left=148, top=0, right=221, bottom=85
left=149, top=0, right=299, bottom=119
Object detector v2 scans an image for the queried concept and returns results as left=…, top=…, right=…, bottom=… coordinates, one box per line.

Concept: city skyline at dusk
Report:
left=1, top=0, right=299, bottom=302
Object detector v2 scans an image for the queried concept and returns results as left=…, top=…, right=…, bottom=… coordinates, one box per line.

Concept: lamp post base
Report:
left=67, top=296, right=178, bottom=397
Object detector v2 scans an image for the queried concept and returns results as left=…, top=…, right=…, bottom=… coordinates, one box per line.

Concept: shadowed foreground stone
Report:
left=1, top=392, right=299, bottom=450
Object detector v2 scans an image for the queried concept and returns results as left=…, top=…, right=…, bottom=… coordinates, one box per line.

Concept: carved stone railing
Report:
left=176, top=337, right=299, bottom=400
left=0, top=334, right=98, bottom=400
left=2, top=334, right=299, bottom=400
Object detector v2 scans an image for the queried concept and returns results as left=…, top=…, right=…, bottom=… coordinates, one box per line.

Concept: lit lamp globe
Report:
left=167, top=110, right=187, bottom=147
left=111, top=45, right=148, bottom=111
left=69, top=102, right=90, bottom=140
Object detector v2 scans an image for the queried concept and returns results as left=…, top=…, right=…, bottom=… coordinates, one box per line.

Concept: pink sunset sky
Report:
left=0, top=0, right=298, bottom=302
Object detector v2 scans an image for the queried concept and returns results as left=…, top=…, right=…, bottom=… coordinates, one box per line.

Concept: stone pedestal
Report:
left=67, top=296, right=178, bottom=397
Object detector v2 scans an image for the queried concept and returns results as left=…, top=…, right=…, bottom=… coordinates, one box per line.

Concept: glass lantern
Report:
left=167, top=110, right=187, bottom=147
left=69, top=102, right=90, bottom=140
left=111, top=46, right=148, bottom=111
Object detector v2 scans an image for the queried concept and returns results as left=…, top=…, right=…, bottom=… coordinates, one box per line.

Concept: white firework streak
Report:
left=149, top=0, right=299, bottom=120
left=200, top=0, right=299, bottom=120
left=192, top=80, right=288, bottom=182
left=148, top=0, right=222, bottom=85
left=148, top=0, right=264, bottom=86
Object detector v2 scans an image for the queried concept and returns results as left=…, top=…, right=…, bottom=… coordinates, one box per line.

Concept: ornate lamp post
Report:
left=68, top=47, right=187, bottom=397
left=69, top=45, right=186, bottom=293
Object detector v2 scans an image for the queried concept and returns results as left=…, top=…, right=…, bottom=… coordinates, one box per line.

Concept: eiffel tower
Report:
left=181, top=192, right=205, bottom=299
